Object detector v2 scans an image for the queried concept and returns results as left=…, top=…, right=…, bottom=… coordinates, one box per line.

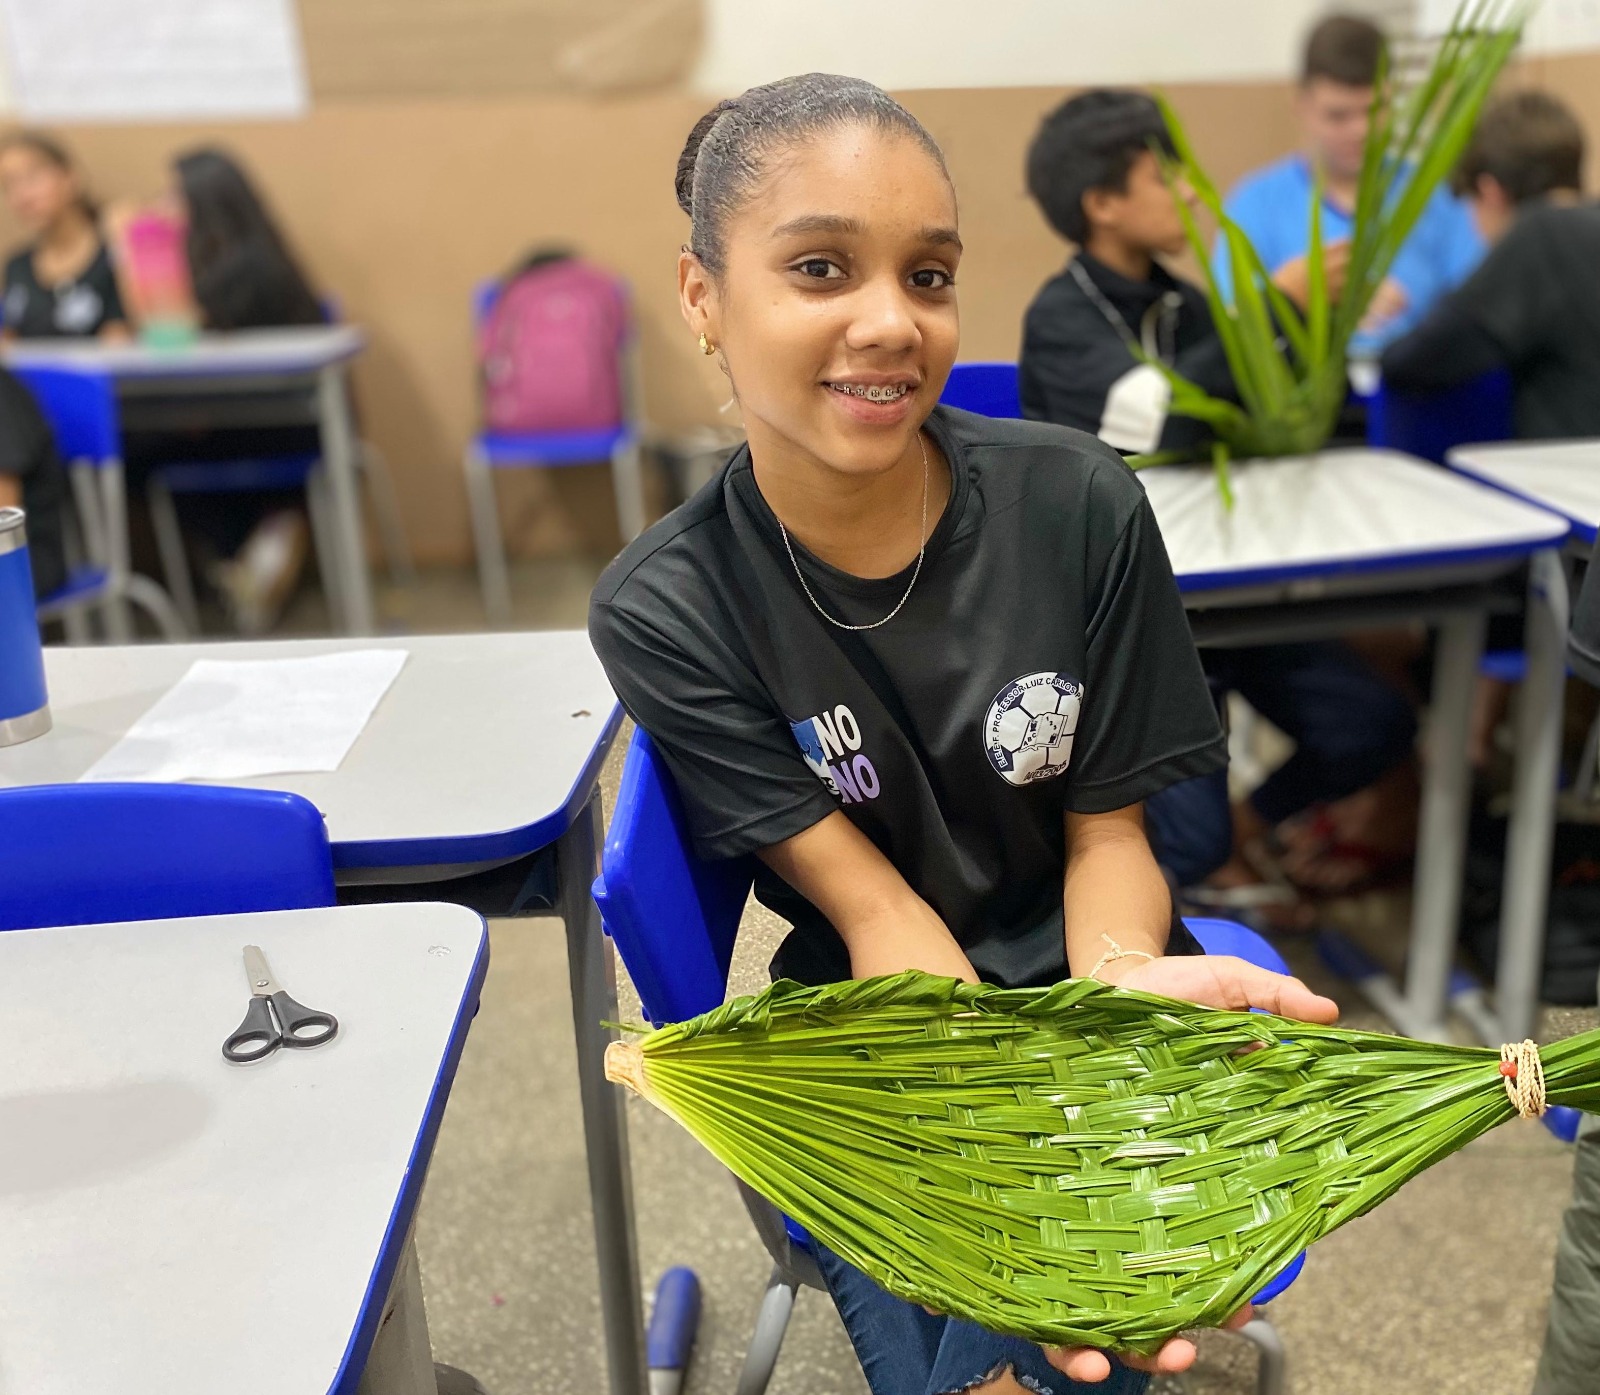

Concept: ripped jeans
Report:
left=816, top=1246, right=1148, bottom=1395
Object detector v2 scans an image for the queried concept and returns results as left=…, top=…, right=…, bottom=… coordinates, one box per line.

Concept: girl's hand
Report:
left=1095, top=952, right=1339, bottom=1025
left=1043, top=1305, right=1256, bottom=1383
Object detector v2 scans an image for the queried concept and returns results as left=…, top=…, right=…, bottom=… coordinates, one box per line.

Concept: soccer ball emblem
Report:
left=984, top=672, right=1082, bottom=786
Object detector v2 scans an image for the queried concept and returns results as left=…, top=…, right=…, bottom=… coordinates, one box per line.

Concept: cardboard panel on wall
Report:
left=296, top=0, right=703, bottom=98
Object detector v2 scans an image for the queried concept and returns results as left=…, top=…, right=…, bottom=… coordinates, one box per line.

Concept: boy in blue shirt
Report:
left=1217, top=13, right=1482, bottom=347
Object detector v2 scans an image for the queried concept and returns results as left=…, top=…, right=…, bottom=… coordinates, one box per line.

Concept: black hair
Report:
left=175, top=147, right=323, bottom=331
left=675, top=73, right=949, bottom=275
left=0, top=128, right=98, bottom=221
left=1025, top=90, right=1175, bottom=245
left=1302, top=14, right=1385, bottom=88
left=1453, top=90, right=1586, bottom=204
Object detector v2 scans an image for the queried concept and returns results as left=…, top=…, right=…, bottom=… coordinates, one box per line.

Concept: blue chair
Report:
left=940, top=362, right=1022, bottom=419
left=12, top=365, right=185, bottom=643
left=1366, top=367, right=1514, bottom=465
left=144, top=308, right=414, bottom=635
left=463, top=276, right=644, bottom=625
left=0, top=783, right=335, bottom=931
left=594, top=727, right=1298, bottom=1395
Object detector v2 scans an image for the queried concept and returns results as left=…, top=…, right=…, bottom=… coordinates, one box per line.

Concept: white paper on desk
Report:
left=82, top=651, right=408, bottom=783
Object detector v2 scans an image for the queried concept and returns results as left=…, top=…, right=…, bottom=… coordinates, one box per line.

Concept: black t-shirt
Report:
left=0, top=367, right=67, bottom=597
left=1020, top=254, right=1235, bottom=455
left=1382, top=201, right=1600, bottom=440
left=3, top=241, right=126, bottom=339
left=589, top=406, right=1225, bottom=988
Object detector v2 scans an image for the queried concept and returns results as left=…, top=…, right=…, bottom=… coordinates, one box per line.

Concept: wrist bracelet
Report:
left=1087, top=934, right=1157, bottom=983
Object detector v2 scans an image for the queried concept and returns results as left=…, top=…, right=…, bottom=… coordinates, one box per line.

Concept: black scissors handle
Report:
left=271, top=991, right=339, bottom=1050
left=223, top=994, right=280, bottom=1064
left=222, top=989, right=339, bottom=1064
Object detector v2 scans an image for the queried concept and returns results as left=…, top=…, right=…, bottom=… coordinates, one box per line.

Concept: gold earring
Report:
left=698, top=332, right=715, bottom=356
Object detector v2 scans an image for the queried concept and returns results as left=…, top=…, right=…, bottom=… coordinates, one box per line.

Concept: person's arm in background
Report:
left=1381, top=211, right=1548, bottom=392
left=0, top=474, right=19, bottom=509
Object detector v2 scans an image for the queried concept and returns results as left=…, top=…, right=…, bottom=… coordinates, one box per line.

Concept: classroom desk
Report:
left=4, top=327, right=373, bottom=634
left=1140, top=449, right=1570, bottom=1044
left=0, top=633, right=646, bottom=1395
left=0, top=900, right=488, bottom=1395
left=1446, top=439, right=1600, bottom=547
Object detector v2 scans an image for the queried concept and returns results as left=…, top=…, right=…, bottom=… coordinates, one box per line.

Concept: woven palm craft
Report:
left=606, top=971, right=1600, bottom=1353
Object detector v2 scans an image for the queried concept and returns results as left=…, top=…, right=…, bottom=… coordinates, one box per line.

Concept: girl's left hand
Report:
left=1097, top=952, right=1339, bottom=1025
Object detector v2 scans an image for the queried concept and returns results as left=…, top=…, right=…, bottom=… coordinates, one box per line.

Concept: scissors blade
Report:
left=242, top=945, right=282, bottom=998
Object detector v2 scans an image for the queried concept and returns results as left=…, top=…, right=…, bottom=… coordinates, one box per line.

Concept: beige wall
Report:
left=3, top=52, right=1595, bottom=564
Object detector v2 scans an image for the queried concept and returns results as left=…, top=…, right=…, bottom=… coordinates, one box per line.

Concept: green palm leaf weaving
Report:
left=607, top=971, right=1598, bottom=1353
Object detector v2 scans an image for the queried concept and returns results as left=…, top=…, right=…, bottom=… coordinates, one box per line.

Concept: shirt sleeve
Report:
left=1444, top=214, right=1556, bottom=363
left=590, top=593, right=839, bottom=861
left=1063, top=467, right=1226, bottom=813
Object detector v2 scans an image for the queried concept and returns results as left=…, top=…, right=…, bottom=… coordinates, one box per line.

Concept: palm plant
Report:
left=607, top=970, right=1595, bottom=1353
left=1142, top=0, right=1528, bottom=502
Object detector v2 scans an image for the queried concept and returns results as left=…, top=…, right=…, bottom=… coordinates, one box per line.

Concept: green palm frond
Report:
left=608, top=970, right=1598, bottom=1353
left=1134, top=0, right=1528, bottom=486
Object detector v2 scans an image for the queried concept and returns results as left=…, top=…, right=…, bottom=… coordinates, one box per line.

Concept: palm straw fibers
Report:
left=606, top=971, right=1600, bottom=1353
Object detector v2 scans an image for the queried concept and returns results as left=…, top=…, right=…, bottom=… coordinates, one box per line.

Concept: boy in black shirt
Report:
left=1382, top=90, right=1600, bottom=439
left=0, top=366, right=67, bottom=598
left=1020, top=90, right=1416, bottom=904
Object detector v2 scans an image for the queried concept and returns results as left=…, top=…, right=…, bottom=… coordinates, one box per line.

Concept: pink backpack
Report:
left=478, top=258, right=628, bottom=435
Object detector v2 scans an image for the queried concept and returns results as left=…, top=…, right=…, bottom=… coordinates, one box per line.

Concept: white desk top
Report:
left=0, top=633, right=621, bottom=874
left=2, top=326, right=365, bottom=382
left=1447, top=439, right=1600, bottom=546
left=0, top=901, right=488, bottom=1395
left=1139, top=447, right=1568, bottom=598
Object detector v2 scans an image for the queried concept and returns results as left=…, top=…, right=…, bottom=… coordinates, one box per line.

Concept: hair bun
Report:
left=675, top=99, right=740, bottom=217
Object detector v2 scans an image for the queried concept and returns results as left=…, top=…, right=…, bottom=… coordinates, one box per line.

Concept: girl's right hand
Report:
left=1043, top=1305, right=1255, bottom=1383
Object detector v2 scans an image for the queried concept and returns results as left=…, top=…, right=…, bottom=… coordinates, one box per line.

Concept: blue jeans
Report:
left=816, top=1245, right=1148, bottom=1395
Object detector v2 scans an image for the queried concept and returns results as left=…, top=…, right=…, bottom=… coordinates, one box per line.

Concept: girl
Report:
left=0, top=131, right=127, bottom=340
left=589, top=75, right=1338, bottom=1395
left=116, top=148, right=326, bottom=633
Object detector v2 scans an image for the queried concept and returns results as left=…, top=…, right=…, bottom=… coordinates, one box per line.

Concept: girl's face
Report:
left=681, top=125, right=961, bottom=480
left=0, top=146, right=79, bottom=234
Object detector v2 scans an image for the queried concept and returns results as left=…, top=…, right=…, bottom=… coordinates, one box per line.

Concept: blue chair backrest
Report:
left=594, top=728, right=753, bottom=1025
left=0, top=783, right=336, bottom=931
left=1368, top=367, right=1513, bottom=465
left=11, top=365, right=120, bottom=464
left=940, top=363, right=1022, bottom=419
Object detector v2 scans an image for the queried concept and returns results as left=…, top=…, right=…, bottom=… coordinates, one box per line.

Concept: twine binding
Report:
left=1500, top=1039, right=1547, bottom=1118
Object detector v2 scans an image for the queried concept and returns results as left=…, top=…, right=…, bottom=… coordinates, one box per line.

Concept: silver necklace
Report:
left=1068, top=257, right=1180, bottom=364
left=778, top=431, right=930, bottom=632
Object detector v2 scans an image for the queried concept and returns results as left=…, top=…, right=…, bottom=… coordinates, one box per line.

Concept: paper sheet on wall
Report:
left=82, top=651, right=407, bottom=784
left=0, top=0, right=307, bottom=121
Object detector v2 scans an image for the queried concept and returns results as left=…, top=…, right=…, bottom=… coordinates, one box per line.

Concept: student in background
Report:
left=1020, top=90, right=1417, bottom=908
left=0, top=131, right=128, bottom=340
left=1382, top=91, right=1600, bottom=437
left=0, top=366, right=67, bottom=599
left=115, top=147, right=325, bottom=633
left=1218, top=13, right=1482, bottom=347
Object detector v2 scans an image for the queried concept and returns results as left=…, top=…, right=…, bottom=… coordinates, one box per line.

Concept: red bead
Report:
left=1499, top=1061, right=1518, bottom=1077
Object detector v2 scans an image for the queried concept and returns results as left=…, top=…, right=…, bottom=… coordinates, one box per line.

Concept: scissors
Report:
left=222, top=945, right=339, bottom=1064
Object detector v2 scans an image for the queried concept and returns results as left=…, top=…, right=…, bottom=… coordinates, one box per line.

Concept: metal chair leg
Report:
left=147, top=477, right=203, bottom=632
left=306, top=465, right=349, bottom=633
left=611, top=435, right=647, bottom=543
left=1241, top=1314, right=1287, bottom=1395
left=356, top=441, right=417, bottom=586
left=464, top=444, right=512, bottom=626
left=59, top=605, right=92, bottom=645
left=734, top=1264, right=800, bottom=1395
left=119, top=574, right=188, bottom=641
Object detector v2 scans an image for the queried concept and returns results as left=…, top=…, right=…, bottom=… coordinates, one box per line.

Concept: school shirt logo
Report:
left=984, top=672, right=1081, bottom=786
left=54, top=282, right=103, bottom=334
left=790, top=703, right=881, bottom=806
